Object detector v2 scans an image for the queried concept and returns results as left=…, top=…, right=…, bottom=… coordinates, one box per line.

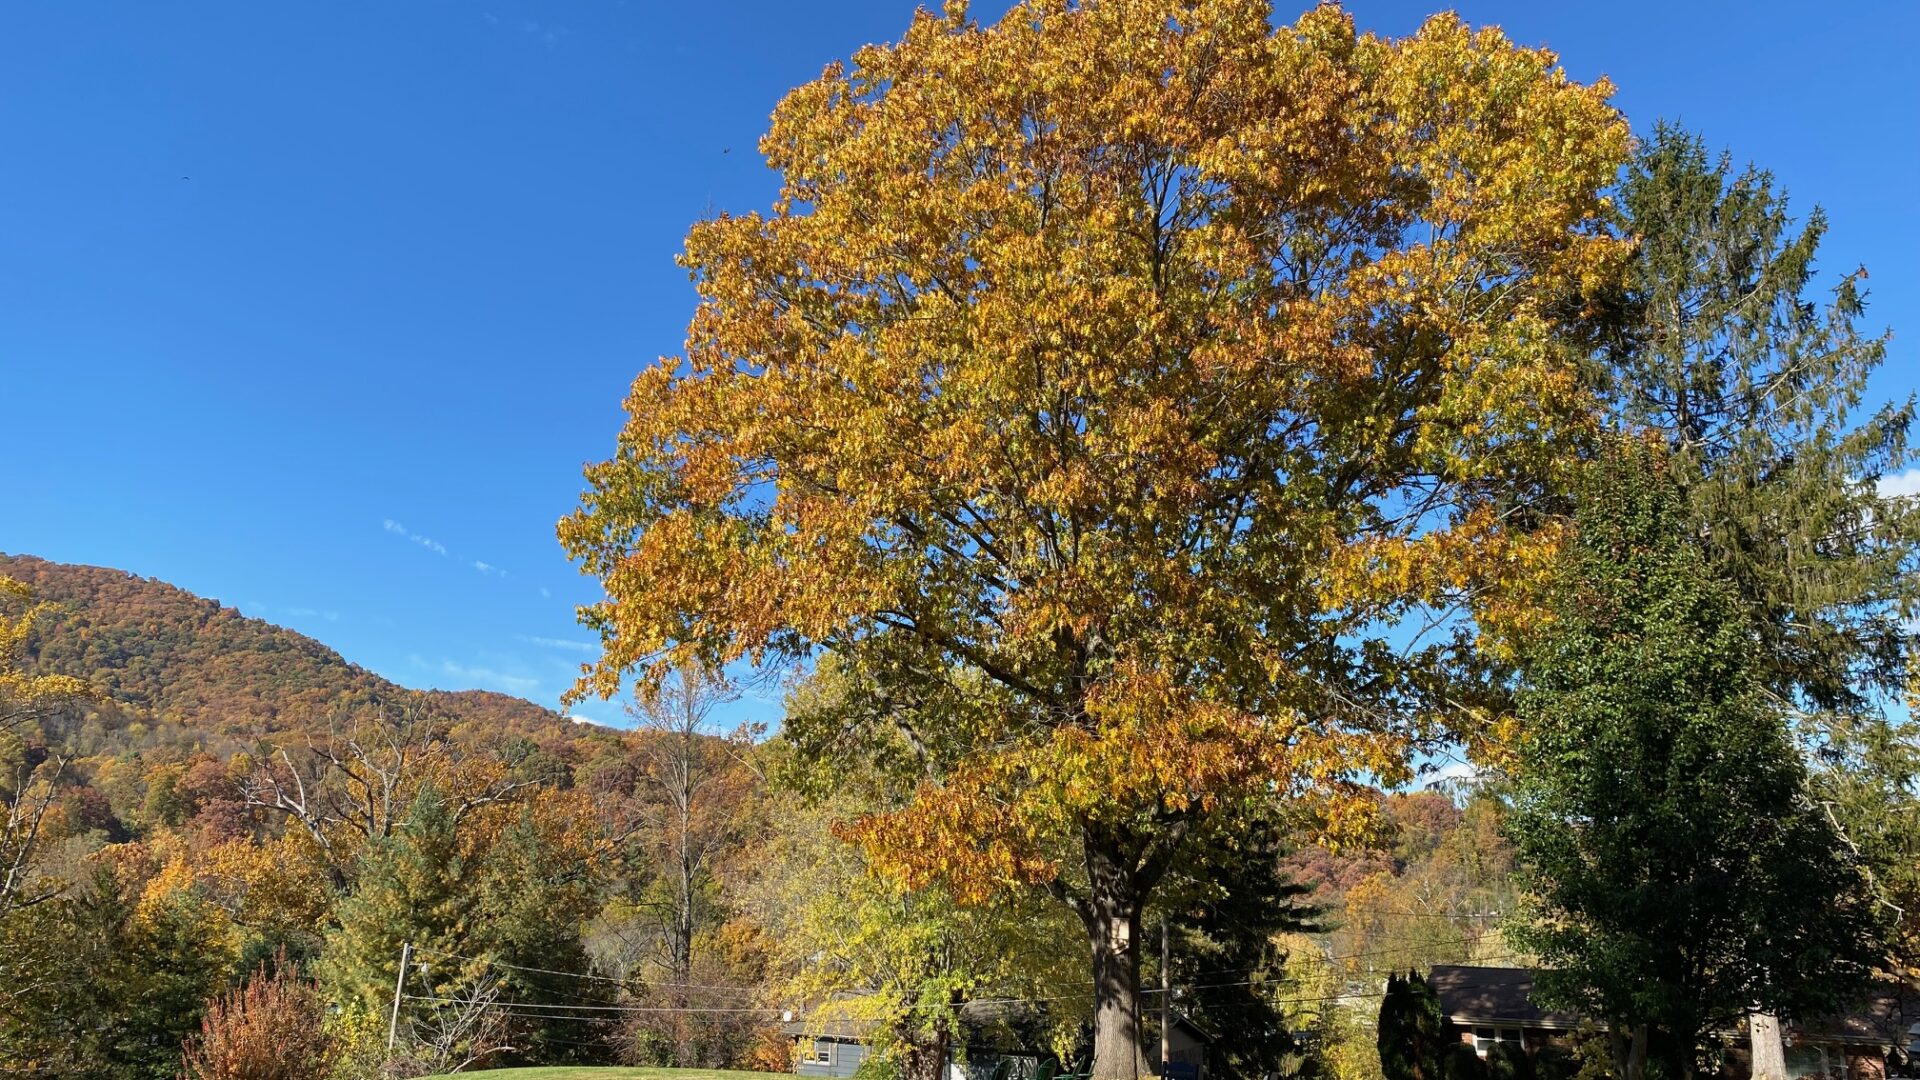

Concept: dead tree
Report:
left=243, top=706, right=541, bottom=887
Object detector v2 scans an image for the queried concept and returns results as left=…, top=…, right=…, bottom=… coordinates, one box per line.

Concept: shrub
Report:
left=1443, top=1043, right=1489, bottom=1080
left=1487, top=1042, right=1535, bottom=1080
left=181, top=949, right=336, bottom=1080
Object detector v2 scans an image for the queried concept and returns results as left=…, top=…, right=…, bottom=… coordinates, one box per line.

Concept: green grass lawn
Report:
left=418, top=1069, right=785, bottom=1080
left=416, top=1060, right=783, bottom=1068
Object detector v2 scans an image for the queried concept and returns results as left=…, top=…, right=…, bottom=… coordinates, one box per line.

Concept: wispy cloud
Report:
left=517, top=634, right=597, bottom=654
left=439, top=659, right=540, bottom=695
left=1879, top=468, right=1920, bottom=500
left=519, top=19, right=568, bottom=47
left=383, top=519, right=447, bottom=556
left=480, top=11, right=567, bottom=47
left=283, top=606, right=342, bottom=623
left=539, top=587, right=552, bottom=599
left=382, top=519, right=516, bottom=579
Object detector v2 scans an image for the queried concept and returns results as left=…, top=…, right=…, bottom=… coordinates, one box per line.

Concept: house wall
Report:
left=795, top=1036, right=871, bottom=1078
left=1158, top=1026, right=1208, bottom=1080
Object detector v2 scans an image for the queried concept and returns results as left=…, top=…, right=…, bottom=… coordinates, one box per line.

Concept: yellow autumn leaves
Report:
left=563, top=0, right=1630, bottom=902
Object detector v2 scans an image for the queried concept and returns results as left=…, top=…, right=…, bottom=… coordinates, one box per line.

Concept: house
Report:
left=782, top=1013, right=1048, bottom=1080
left=1427, top=965, right=1583, bottom=1061
left=1427, top=965, right=1920, bottom=1080
left=1155, top=1011, right=1214, bottom=1080
left=787, top=1017, right=881, bottom=1079
left=784, top=1006, right=1213, bottom=1080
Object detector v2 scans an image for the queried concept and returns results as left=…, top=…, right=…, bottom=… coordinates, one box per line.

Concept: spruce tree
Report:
left=321, top=785, right=481, bottom=1020
left=474, top=806, right=610, bottom=1064
left=1604, top=123, right=1917, bottom=714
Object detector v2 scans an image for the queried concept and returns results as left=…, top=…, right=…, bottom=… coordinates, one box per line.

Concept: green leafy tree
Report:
left=1599, top=118, right=1920, bottom=1050
left=0, top=865, right=230, bottom=1080
left=744, top=784, right=1084, bottom=1080
left=1506, top=447, right=1881, bottom=1080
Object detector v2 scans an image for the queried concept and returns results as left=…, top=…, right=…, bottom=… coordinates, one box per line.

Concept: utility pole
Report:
left=1161, top=918, right=1172, bottom=1079
left=387, top=941, right=413, bottom=1051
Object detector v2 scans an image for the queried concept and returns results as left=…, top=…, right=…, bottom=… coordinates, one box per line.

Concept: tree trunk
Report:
left=1079, top=835, right=1149, bottom=1080
left=1749, top=1012, right=1787, bottom=1080
left=1611, top=1024, right=1651, bottom=1080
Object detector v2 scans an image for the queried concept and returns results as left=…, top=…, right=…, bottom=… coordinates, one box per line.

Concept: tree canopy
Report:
left=561, top=2, right=1628, bottom=1073
left=1506, top=446, right=1880, bottom=1080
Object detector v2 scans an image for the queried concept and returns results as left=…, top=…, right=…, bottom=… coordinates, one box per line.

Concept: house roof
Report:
left=1428, top=966, right=1585, bottom=1030
left=1793, top=991, right=1920, bottom=1050
left=1427, top=966, right=1920, bottom=1052
left=1168, top=1011, right=1215, bottom=1044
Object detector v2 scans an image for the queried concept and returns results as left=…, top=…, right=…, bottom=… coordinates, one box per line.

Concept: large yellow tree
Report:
left=562, top=3, right=1626, bottom=1073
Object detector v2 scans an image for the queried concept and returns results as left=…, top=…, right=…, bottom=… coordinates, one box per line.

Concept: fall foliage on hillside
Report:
left=0, top=553, right=563, bottom=737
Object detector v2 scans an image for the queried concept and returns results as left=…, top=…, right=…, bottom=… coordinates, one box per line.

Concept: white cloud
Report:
left=539, top=587, right=552, bottom=599
left=382, top=519, right=447, bottom=557
left=568, top=714, right=607, bottom=727
left=517, top=634, right=597, bottom=654
left=1879, top=468, right=1920, bottom=500
left=1423, top=760, right=1481, bottom=789
left=439, top=660, right=540, bottom=695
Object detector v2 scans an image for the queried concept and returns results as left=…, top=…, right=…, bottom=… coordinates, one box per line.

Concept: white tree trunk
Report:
left=1750, top=1011, right=1787, bottom=1080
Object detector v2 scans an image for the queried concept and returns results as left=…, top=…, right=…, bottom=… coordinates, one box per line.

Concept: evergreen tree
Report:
left=0, top=865, right=229, bottom=1080
left=321, top=785, right=481, bottom=1019
left=1377, top=972, right=1446, bottom=1080
left=1506, top=447, right=1880, bottom=1080
left=1603, top=123, right=1918, bottom=714
left=1158, top=812, right=1320, bottom=1080
left=474, top=805, right=612, bottom=1064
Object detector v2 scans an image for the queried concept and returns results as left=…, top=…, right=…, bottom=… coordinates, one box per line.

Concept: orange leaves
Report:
left=563, top=0, right=1632, bottom=902
left=849, top=661, right=1408, bottom=899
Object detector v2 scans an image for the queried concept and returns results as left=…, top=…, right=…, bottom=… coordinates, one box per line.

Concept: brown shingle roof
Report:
left=1428, top=966, right=1585, bottom=1030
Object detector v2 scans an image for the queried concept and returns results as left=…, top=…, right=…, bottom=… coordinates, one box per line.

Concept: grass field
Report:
left=416, top=1060, right=783, bottom=1068
left=418, top=1069, right=784, bottom=1080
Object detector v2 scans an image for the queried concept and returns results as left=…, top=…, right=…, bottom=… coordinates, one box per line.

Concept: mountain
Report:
left=0, top=553, right=565, bottom=736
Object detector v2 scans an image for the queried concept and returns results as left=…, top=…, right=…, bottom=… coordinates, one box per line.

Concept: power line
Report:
left=408, top=945, right=762, bottom=995
left=403, top=994, right=781, bottom=1015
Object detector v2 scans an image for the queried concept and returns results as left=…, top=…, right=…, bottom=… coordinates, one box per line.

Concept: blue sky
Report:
left=3, top=1, right=1915, bottom=728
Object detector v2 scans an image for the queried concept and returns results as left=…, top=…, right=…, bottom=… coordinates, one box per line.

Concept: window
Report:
left=1473, top=1028, right=1524, bottom=1058
left=805, top=1039, right=836, bottom=1067
left=1785, top=1046, right=1832, bottom=1080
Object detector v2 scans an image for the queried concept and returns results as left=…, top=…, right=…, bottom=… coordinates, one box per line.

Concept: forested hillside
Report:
left=0, top=553, right=562, bottom=735
left=0, top=552, right=1514, bottom=1078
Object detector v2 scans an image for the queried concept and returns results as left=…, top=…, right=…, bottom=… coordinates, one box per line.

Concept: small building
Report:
left=788, top=1018, right=880, bottom=1079
left=1427, top=965, right=1583, bottom=1060
left=1155, top=1012, right=1214, bottom=1080
left=785, top=1006, right=1212, bottom=1080
left=1427, top=965, right=1920, bottom=1080
left=783, top=1014, right=1048, bottom=1080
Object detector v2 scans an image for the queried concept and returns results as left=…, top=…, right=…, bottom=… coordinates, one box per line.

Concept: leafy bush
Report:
left=1486, top=1042, right=1535, bottom=1080
left=1442, top=1043, right=1488, bottom=1080
left=181, top=950, right=336, bottom=1080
